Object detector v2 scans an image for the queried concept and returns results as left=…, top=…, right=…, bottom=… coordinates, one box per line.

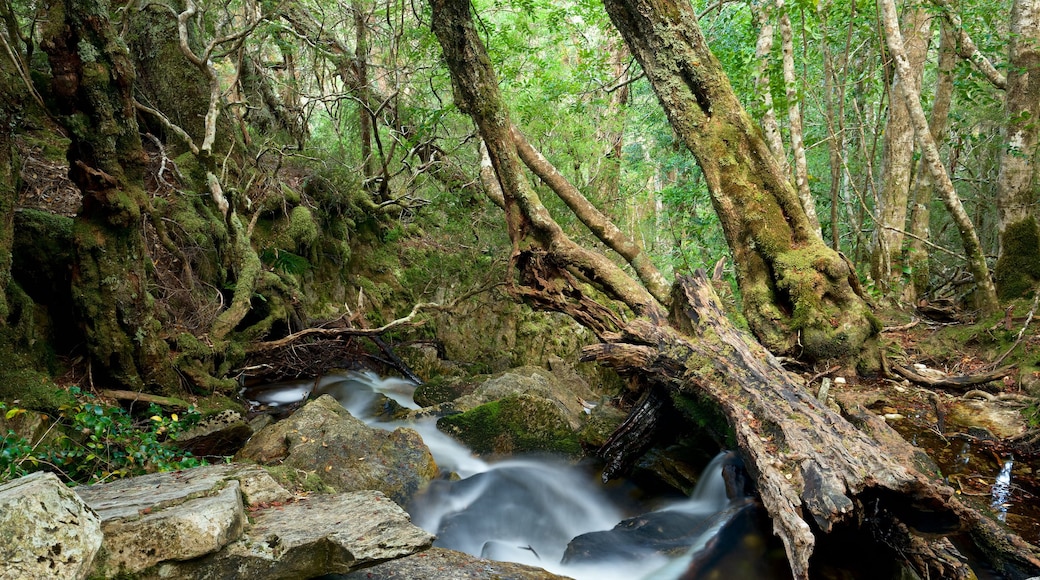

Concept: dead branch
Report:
left=890, top=362, right=1012, bottom=390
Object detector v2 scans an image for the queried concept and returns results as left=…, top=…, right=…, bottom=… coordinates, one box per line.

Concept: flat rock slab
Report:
left=155, top=490, right=435, bottom=579
left=76, top=463, right=290, bottom=577
left=337, top=546, right=572, bottom=579
left=0, top=472, right=102, bottom=580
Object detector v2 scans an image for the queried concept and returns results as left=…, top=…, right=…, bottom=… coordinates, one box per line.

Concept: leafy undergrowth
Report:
left=0, top=387, right=205, bottom=486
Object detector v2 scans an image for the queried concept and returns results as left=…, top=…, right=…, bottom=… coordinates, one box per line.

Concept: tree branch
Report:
left=930, top=0, right=1007, bottom=89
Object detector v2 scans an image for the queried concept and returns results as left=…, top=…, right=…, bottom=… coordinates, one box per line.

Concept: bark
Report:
left=879, top=0, right=1000, bottom=315
left=994, top=0, right=1040, bottom=299
left=582, top=271, right=1038, bottom=580
left=353, top=0, right=375, bottom=180
left=602, top=0, right=877, bottom=360
left=872, top=4, right=931, bottom=293
left=905, top=24, right=957, bottom=303
left=40, top=0, right=172, bottom=389
left=817, top=0, right=848, bottom=251
left=430, top=0, right=665, bottom=331
left=752, top=0, right=789, bottom=175
left=778, top=1, right=819, bottom=235
left=510, top=125, right=671, bottom=306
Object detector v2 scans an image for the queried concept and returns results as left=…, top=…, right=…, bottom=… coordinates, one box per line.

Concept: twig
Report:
left=882, top=318, right=920, bottom=332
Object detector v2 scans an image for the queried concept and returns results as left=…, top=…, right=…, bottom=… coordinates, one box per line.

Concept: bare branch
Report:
left=930, top=0, right=1007, bottom=89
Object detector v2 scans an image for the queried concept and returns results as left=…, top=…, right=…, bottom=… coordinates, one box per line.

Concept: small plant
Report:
left=0, top=388, right=205, bottom=486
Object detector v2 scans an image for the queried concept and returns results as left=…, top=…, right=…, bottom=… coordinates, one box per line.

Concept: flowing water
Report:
left=243, top=371, right=786, bottom=579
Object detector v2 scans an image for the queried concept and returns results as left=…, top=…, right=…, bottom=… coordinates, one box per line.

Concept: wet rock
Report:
left=336, top=546, right=570, bottom=580
left=235, top=395, right=437, bottom=504
left=157, top=490, right=434, bottom=579
left=76, top=464, right=274, bottom=577
left=946, top=399, right=1028, bottom=439
left=455, top=366, right=598, bottom=429
left=0, top=472, right=102, bottom=580
left=174, top=409, right=253, bottom=457
left=437, top=393, right=581, bottom=456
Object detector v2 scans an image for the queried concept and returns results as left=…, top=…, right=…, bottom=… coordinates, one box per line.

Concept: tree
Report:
left=879, top=0, right=1000, bottom=315
left=871, top=4, right=931, bottom=294
left=39, top=0, right=173, bottom=390
left=430, top=1, right=1040, bottom=577
left=994, top=0, right=1040, bottom=298
left=601, top=0, right=877, bottom=361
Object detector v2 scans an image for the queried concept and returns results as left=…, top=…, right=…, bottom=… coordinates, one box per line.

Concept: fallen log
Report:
left=583, top=272, right=1040, bottom=579
left=890, top=362, right=1012, bottom=390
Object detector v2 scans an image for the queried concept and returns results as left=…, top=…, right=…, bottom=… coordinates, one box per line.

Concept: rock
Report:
left=945, top=399, right=1028, bottom=439
left=455, top=366, right=598, bottom=429
left=174, top=409, right=253, bottom=457
left=235, top=395, right=437, bottom=504
left=76, top=463, right=289, bottom=578
left=158, top=490, right=434, bottom=579
left=437, top=393, right=581, bottom=456
left=0, top=472, right=102, bottom=580
left=337, top=546, right=571, bottom=580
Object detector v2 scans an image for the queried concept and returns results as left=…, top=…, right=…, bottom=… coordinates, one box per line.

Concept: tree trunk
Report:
left=778, top=1, right=820, bottom=235
left=879, top=0, right=1000, bottom=316
left=994, top=0, right=1040, bottom=299
left=40, top=0, right=172, bottom=390
left=602, top=0, right=877, bottom=361
left=905, top=23, right=957, bottom=303
left=871, top=4, right=931, bottom=294
left=752, top=0, right=789, bottom=175
left=430, top=0, right=665, bottom=332
left=582, top=271, right=1040, bottom=579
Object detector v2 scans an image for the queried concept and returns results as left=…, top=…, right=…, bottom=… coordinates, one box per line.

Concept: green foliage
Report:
left=260, top=248, right=312, bottom=276
left=0, top=389, right=204, bottom=485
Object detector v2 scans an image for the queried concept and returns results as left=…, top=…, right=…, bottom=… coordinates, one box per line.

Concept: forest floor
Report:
left=843, top=306, right=1040, bottom=545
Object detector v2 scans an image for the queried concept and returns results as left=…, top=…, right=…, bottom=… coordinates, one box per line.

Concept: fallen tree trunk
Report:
left=583, top=271, right=1040, bottom=579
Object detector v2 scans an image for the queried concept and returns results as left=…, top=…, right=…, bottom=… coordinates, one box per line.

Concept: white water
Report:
left=245, top=371, right=746, bottom=579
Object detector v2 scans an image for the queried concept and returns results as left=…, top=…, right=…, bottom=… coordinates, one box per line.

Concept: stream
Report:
left=244, top=370, right=789, bottom=579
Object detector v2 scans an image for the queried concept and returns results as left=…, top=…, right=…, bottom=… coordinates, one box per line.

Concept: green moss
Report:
left=995, top=218, right=1040, bottom=299
left=670, top=391, right=736, bottom=449
left=262, top=465, right=336, bottom=494
left=436, top=394, right=581, bottom=456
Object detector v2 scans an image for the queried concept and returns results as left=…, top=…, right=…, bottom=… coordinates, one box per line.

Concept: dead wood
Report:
left=890, top=363, right=1012, bottom=390
left=100, top=390, right=190, bottom=410
left=583, top=271, right=1038, bottom=579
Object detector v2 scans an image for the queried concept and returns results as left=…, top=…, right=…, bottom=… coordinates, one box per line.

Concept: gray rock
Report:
left=0, top=471, right=102, bottom=580
left=337, top=546, right=571, bottom=579
left=174, top=409, right=253, bottom=457
left=235, top=395, right=438, bottom=504
left=454, top=366, right=598, bottom=429
left=76, top=463, right=288, bottom=577
left=157, top=490, right=434, bottom=579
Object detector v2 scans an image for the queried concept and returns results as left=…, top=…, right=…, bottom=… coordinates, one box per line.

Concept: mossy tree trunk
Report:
left=0, top=58, right=18, bottom=323
left=40, top=0, right=172, bottom=390
left=602, top=0, right=878, bottom=360
left=994, top=0, right=1040, bottom=299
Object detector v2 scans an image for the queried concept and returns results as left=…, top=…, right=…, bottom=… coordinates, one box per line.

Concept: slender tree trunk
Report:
left=354, top=0, right=374, bottom=181
left=905, top=23, right=957, bottom=303
left=818, top=0, right=853, bottom=251
left=994, top=0, right=1040, bottom=298
left=879, top=0, right=1000, bottom=315
left=931, top=0, right=1008, bottom=89
left=871, top=4, right=931, bottom=294
left=752, top=0, right=788, bottom=174
left=602, top=0, right=878, bottom=360
left=431, top=0, right=665, bottom=332
left=40, top=0, right=172, bottom=389
left=778, top=1, right=820, bottom=235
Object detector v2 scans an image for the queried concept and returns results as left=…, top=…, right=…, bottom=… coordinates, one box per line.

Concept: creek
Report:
left=244, top=370, right=789, bottom=579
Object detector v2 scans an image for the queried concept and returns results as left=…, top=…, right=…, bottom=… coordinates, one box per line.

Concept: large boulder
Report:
left=339, top=546, right=570, bottom=580
left=158, top=490, right=434, bottom=579
left=235, top=395, right=437, bottom=504
left=75, top=463, right=286, bottom=578
left=0, top=471, right=103, bottom=580
left=432, top=365, right=600, bottom=456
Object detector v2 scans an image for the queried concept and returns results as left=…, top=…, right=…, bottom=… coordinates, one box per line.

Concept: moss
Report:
left=262, top=465, right=336, bottom=494
left=995, top=218, right=1040, bottom=299
left=436, top=394, right=581, bottom=456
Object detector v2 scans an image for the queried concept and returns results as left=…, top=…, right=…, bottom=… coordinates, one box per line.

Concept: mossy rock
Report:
left=436, top=393, right=581, bottom=457
left=413, top=376, right=479, bottom=407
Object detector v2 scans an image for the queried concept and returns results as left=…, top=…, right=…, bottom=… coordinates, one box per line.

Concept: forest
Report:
left=1, top=0, right=1040, bottom=577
